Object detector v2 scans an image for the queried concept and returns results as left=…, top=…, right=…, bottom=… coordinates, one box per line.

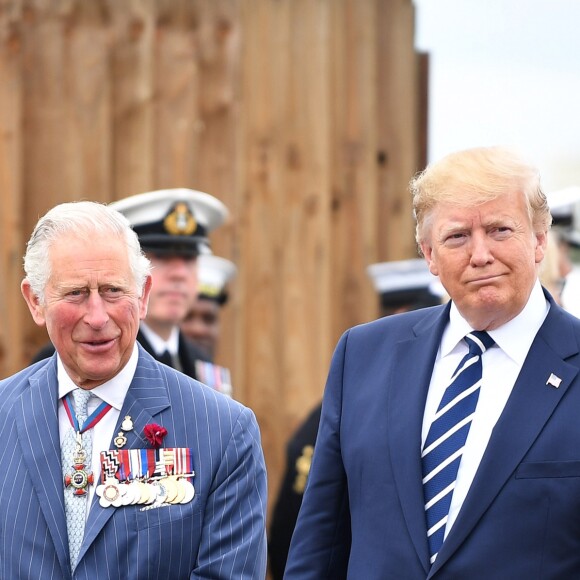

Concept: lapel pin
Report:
left=114, top=431, right=128, bottom=448
left=121, top=416, right=134, bottom=431
left=546, top=373, right=562, bottom=388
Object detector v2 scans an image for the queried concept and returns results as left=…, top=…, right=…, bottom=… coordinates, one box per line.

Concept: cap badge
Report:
left=164, top=202, right=197, bottom=235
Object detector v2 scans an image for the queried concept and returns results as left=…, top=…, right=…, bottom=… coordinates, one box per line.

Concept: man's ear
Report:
left=138, top=275, right=153, bottom=320
left=21, top=280, right=47, bottom=327
left=534, top=230, right=548, bottom=264
left=420, top=243, right=439, bottom=277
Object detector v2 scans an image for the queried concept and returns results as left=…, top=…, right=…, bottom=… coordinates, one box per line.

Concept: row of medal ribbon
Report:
left=96, top=447, right=195, bottom=509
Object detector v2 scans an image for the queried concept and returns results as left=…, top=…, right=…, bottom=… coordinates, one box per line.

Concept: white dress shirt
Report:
left=139, top=322, right=180, bottom=358
left=421, top=280, right=549, bottom=539
left=58, top=344, right=138, bottom=513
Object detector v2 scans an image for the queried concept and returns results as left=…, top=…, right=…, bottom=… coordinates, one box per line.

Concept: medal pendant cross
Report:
left=64, top=433, right=94, bottom=496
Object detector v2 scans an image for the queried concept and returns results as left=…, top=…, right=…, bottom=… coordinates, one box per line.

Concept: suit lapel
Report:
left=79, top=348, right=171, bottom=561
left=14, top=359, right=71, bottom=577
left=388, top=305, right=451, bottom=574
left=430, top=302, right=580, bottom=575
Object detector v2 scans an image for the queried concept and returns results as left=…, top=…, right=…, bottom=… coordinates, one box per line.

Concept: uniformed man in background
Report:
left=180, top=254, right=237, bottom=396
left=110, top=188, right=229, bottom=381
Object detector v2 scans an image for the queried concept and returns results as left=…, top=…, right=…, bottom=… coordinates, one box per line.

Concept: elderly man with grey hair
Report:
left=0, top=200, right=267, bottom=579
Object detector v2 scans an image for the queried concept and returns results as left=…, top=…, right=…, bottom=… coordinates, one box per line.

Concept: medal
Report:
left=160, top=476, right=179, bottom=503
left=64, top=434, right=95, bottom=496
left=136, top=481, right=151, bottom=505
left=97, top=447, right=196, bottom=509
left=96, top=477, right=126, bottom=508
left=121, top=416, right=134, bottom=431
left=114, top=432, right=128, bottom=448
left=126, top=480, right=141, bottom=505
left=180, top=478, right=195, bottom=503
left=152, top=481, right=168, bottom=506
left=195, top=361, right=233, bottom=397
left=172, top=478, right=186, bottom=504
left=62, top=394, right=112, bottom=496
left=113, top=416, right=133, bottom=449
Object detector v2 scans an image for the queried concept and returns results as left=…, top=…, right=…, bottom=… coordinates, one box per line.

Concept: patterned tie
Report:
left=61, top=388, right=93, bottom=569
left=422, top=330, right=494, bottom=564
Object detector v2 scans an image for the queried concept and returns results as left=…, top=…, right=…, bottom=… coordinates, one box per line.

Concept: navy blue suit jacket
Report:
left=0, top=345, right=267, bottom=579
left=285, top=293, right=580, bottom=578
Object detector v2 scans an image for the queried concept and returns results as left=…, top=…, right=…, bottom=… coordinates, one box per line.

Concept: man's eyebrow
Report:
left=437, top=222, right=468, bottom=236
left=482, top=216, right=515, bottom=227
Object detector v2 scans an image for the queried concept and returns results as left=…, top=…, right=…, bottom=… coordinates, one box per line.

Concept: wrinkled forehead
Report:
left=419, top=192, right=532, bottom=241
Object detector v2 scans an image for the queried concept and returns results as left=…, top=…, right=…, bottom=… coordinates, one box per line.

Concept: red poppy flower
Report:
left=143, top=423, right=168, bottom=448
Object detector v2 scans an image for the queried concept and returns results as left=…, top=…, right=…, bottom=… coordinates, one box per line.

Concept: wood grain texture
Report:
left=0, top=0, right=422, bottom=535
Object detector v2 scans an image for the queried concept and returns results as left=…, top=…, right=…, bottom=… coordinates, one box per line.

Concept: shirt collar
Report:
left=139, top=322, right=180, bottom=357
left=57, top=342, right=139, bottom=411
left=441, top=279, right=549, bottom=364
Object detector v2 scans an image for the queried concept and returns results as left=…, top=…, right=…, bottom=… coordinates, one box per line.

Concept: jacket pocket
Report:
left=516, top=460, right=580, bottom=479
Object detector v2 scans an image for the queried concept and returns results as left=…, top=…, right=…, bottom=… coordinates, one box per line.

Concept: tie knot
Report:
left=465, top=331, right=494, bottom=356
left=72, top=388, right=93, bottom=419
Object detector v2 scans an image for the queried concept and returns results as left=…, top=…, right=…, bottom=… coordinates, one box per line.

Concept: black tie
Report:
left=158, top=349, right=174, bottom=368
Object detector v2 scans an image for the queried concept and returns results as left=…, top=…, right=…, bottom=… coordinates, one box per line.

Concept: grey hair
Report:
left=23, top=200, right=151, bottom=303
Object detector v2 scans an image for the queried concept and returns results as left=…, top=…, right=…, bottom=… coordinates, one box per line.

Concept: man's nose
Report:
left=84, top=292, right=109, bottom=328
left=469, top=233, right=494, bottom=266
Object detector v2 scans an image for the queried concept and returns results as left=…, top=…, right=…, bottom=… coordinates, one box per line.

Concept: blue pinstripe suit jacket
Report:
left=0, top=345, right=267, bottom=579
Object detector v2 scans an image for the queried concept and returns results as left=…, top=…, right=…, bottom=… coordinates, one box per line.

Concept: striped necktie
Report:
left=422, top=330, right=494, bottom=564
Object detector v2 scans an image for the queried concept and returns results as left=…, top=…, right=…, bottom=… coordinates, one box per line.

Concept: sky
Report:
left=414, top=0, right=580, bottom=193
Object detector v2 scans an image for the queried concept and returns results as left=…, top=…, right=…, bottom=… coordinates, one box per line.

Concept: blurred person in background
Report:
left=547, top=186, right=580, bottom=314
left=181, top=254, right=237, bottom=397
left=539, top=230, right=571, bottom=305
left=110, top=188, right=227, bottom=380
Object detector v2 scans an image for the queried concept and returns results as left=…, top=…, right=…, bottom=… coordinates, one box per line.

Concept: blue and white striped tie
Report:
left=422, top=330, right=494, bottom=564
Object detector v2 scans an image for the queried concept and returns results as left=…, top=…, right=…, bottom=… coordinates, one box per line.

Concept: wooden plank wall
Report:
left=0, top=0, right=424, bottom=528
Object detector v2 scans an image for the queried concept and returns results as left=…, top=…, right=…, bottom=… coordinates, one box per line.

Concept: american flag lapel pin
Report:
left=546, top=373, right=562, bottom=388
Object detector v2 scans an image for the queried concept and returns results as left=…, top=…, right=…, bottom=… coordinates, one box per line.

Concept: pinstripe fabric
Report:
left=0, top=345, right=267, bottom=579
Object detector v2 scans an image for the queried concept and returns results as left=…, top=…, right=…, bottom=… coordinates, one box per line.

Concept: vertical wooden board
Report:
left=62, top=1, right=112, bottom=203
left=257, top=0, right=340, bottom=518
left=280, top=0, right=333, bottom=429
left=190, top=0, right=239, bottom=212
left=192, top=0, right=240, bottom=258
left=20, top=0, right=82, bottom=360
left=184, top=0, right=242, bottom=386
left=21, top=1, right=73, bottom=234
left=154, top=3, right=200, bottom=187
left=375, top=0, right=420, bottom=261
left=108, top=0, right=157, bottom=199
left=416, top=51, right=429, bottom=172
left=239, top=0, right=290, bottom=507
left=328, top=0, right=379, bottom=346
left=0, top=1, right=25, bottom=376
